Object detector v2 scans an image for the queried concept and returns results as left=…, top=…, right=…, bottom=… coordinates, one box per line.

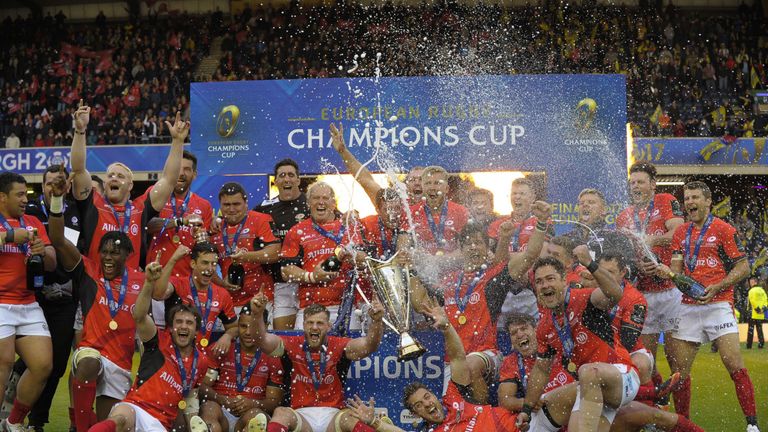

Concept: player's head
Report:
left=683, top=181, right=712, bottom=225
left=542, top=236, right=576, bottom=268
left=175, top=151, right=198, bottom=195
left=458, top=221, right=490, bottom=268
left=510, top=177, right=535, bottom=215
left=404, top=166, right=424, bottom=201
left=91, top=175, right=104, bottom=196
left=302, top=304, right=331, bottom=350
left=628, top=162, right=657, bottom=205
left=506, top=313, right=538, bottom=357
left=532, top=256, right=567, bottom=310
left=467, top=188, right=494, bottom=220
left=168, top=303, right=202, bottom=348
left=306, top=182, right=337, bottom=224
left=105, top=162, right=134, bottom=205
left=421, top=166, right=449, bottom=209
left=403, top=381, right=444, bottom=424
left=577, top=188, right=606, bottom=226
left=190, top=242, right=218, bottom=286
left=375, top=187, right=402, bottom=229
left=218, top=182, right=248, bottom=225
left=597, top=251, right=628, bottom=285
left=98, top=231, right=133, bottom=280
left=274, top=158, right=301, bottom=200
left=42, top=165, right=70, bottom=206
left=0, top=172, right=28, bottom=218
left=237, top=304, right=269, bottom=350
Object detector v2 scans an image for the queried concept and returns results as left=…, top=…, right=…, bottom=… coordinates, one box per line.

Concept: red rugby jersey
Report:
left=169, top=276, right=237, bottom=349
left=278, top=335, right=351, bottom=409
left=402, top=200, right=468, bottom=254
left=0, top=215, right=50, bottom=305
left=209, top=339, right=284, bottom=399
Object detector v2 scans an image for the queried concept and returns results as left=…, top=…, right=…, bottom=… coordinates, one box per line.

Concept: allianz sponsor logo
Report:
left=97, top=297, right=135, bottom=313
left=159, top=370, right=184, bottom=394
left=349, top=354, right=442, bottom=380
left=306, top=247, right=336, bottom=261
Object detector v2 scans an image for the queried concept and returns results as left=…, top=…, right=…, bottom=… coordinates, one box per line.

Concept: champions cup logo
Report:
left=575, top=98, right=597, bottom=131
left=217, top=105, right=240, bottom=138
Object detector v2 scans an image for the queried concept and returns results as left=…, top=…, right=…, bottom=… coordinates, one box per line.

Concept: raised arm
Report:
left=421, top=300, right=469, bottom=386
left=517, top=356, right=554, bottom=429
left=229, top=243, right=281, bottom=265
left=345, top=299, right=385, bottom=361
left=148, top=112, right=188, bottom=212
left=249, top=290, right=284, bottom=356
left=153, top=245, right=189, bottom=300
left=330, top=123, right=382, bottom=205
left=70, top=101, right=92, bottom=201
left=47, top=172, right=82, bottom=271
left=573, top=245, right=623, bottom=310
left=507, top=201, right=551, bottom=279
left=134, top=259, right=162, bottom=342
left=408, top=274, right=431, bottom=314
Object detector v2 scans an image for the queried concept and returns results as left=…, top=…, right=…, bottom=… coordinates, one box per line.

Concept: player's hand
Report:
left=209, top=217, right=222, bottom=235
left=579, top=270, right=597, bottom=287
left=29, top=236, right=46, bottom=256
left=421, top=298, right=450, bottom=331
left=230, top=395, right=254, bottom=417
left=531, top=200, right=552, bottom=222
left=368, top=297, right=385, bottom=322
left=12, top=228, right=31, bottom=244
left=51, top=165, right=68, bottom=197
left=638, top=258, right=658, bottom=275
left=654, top=263, right=673, bottom=279
left=74, top=99, right=91, bottom=132
left=645, top=234, right=670, bottom=248
left=229, top=248, right=248, bottom=263
left=313, top=262, right=339, bottom=282
left=171, top=244, right=190, bottom=262
left=145, top=259, right=163, bottom=283
left=211, top=333, right=231, bottom=358
left=346, top=395, right=376, bottom=425
left=250, top=287, right=268, bottom=314
left=573, top=244, right=593, bottom=267
left=330, top=123, right=346, bottom=153
left=698, top=284, right=721, bottom=304
left=515, top=412, right=531, bottom=431
left=165, top=111, right=190, bottom=142
left=497, top=220, right=515, bottom=238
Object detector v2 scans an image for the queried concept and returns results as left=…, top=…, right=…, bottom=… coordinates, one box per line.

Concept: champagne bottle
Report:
left=321, top=247, right=342, bottom=272
left=227, top=263, right=245, bottom=287
left=27, top=229, right=44, bottom=291
left=668, top=271, right=707, bottom=300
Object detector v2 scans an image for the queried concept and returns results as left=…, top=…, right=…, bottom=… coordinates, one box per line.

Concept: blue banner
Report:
left=634, top=137, right=768, bottom=165
left=190, top=75, right=629, bottom=220
left=0, top=144, right=173, bottom=175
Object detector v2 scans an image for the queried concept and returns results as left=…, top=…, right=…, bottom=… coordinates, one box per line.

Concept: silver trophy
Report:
left=363, top=252, right=426, bottom=361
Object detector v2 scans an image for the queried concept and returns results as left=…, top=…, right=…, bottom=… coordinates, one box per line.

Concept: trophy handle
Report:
left=354, top=284, right=399, bottom=333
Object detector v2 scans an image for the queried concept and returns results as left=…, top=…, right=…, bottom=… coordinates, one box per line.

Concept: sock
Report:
left=7, top=399, right=31, bottom=425
left=672, top=376, right=691, bottom=418
left=266, top=422, right=288, bottom=432
left=730, top=368, right=757, bottom=417
left=352, top=421, right=376, bottom=432
left=87, top=420, right=117, bottom=432
left=672, top=414, right=704, bottom=432
left=73, top=378, right=98, bottom=432
left=634, top=381, right=657, bottom=401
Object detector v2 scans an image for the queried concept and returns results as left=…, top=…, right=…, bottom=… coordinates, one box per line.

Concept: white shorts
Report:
left=529, top=407, right=561, bottom=432
left=274, top=282, right=299, bottom=318
left=74, top=304, right=84, bottom=331
left=222, top=407, right=239, bottom=432
left=573, top=364, right=640, bottom=424
left=294, top=407, right=340, bottom=432
left=641, top=289, right=682, bottom=334
left=112, top=402, right=166, bottom=431
left=294, top=305, right=340, bottom=330
left=0, top=303, right=51, bottom=339
left=630, top=347, right=654, bottom=366
left=497, top=290, right=539, bottom=328
left=671, top=302, right=738, bottom=344
left=72, top=347, right=132, bottom=400
left=442, top=349, right=503, bottom=395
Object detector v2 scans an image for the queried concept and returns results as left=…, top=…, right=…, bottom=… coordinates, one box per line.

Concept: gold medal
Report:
left=109, top=320, right=118, bottom=330
left=172, top=235, right=181, bottom=244
left=200, top=338, right=209, bottom=348
left=178, top=400, right=187, bottom=410
left=567, top=361, right=577, bottom=373
left=457, top=315, right=467, bottom=325
left=435, top=250, right=444, bottom=256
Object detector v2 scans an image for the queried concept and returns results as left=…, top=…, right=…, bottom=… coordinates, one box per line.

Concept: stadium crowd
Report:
left=0, top=99, right=765, bottom=432
left=2, top=2, right=768, bottom=147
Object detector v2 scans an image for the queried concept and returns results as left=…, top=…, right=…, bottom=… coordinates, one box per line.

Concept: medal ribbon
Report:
left=302, top=341, right=327, bottom=391
left=102, top=268, right=129, bottom=320
left=509, top=213, right=532, bottom=252
left=234, top=338, right=262, bottom=392
left=105, top=200, right=132, bottom=233
left=0, top=214, right=28, bottom=255
left=551, top=287, right=574, bottom=360
left=454, top=268, right=486, bottom=312
left=683, top=214, right=714, bottom=274
left=423, top=202, right=448, bottom=245
left=312, top=221, right=346, bottom=245
left=223, top=217, right=248, bottom=255
left=173, top=345, right=199, bottom=398
left=378, top=218, right=397, bottom=259
left=157, top=192, right=192, bottom=243
left=632, top=198, right=655, bottom=234
left=189, top=276, right=213, bottom=338
left=39, top=195, right=66, bottom=221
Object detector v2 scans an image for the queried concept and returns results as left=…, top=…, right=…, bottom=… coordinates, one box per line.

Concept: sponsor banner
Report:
left=190, top=75, right=629, bottom=220
left=0, top=145, right=172, bottom=175
left=633, top=137, right=768, bottom=165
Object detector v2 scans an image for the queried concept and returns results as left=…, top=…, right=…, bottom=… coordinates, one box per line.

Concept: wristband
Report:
left=74, top=129, right=86, bottom=135
left=304, top=272, right=316, bottom=283
left=50, top=195, right=64, bottom=215
left=521, top=403, right=533, bottom=416
left=535, top=220, right=548, bottom=232
left=175, top=217, right=185, bottom=227
left=5, top=229, right=14, bottom=244
left=586, top=260, right=599, bottom=274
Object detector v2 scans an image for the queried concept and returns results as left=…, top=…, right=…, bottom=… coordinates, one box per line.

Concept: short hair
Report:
left=629, top=162, right=657, bottom=181
left=375, top=187, right=400, bottom=205
left=597, top=249, right=627, bottom=270
left=550, top=235, right=577, bottom=255
left=98, top=231, right=134, bottom=255
left=458, top=221, right=490, bottom=248
left=505, top=313, right=537, bottom=330
left=511, top=177, right=533, bottom=190
left=274, top=158, right=300, bottom=177
left=469, top=188, right=494, bottom=204
left=303, top=303, right=330, bottom=320
left=683, top=180, right=712, bottom=199
left=91, top=174, right=104, bottom=189
left=191, top=242, right=218, bottom=260
left=182, top=150, right=198, bottom=171
left=0, top=172, right=26, bottom=195
left=168, top=303, right=202, bottom=331
left=43, top=165, right=69, bottom=183
left=306, top=181, right=335, bottom=201
left=218, top=182, right=247, bottom=201
left=403, top=381, right=430, bottom=410
left=107, top=162, right=134, bottom=182
left=532, top=256, right=566, bottom=278
left=238, top=303, right=270, bottom=325
left=578, top=188, right=606, bottom=203
left=420, top=165, right=448, bottom=181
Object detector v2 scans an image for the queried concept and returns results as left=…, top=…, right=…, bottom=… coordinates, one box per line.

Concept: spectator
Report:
left=5, top=131, right=20, bottom=149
